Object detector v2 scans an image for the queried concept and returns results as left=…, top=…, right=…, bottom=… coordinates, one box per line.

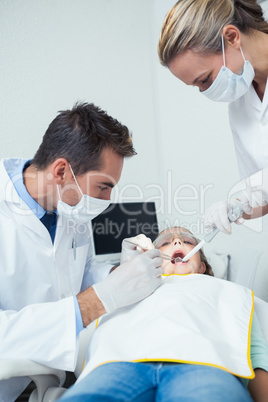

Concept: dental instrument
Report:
left=181, top=203, right=244, bottom=262
left=159, top=252, right=183, bottom=263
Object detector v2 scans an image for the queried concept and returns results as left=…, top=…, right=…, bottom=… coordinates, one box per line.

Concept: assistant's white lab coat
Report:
left=0, top=158, right=110, bottom=401
left=229, top=80, right=268, bottom=179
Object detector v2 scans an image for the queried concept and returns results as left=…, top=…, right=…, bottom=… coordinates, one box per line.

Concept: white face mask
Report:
left=57, top=164, right=110, bottom=223
left=201, top=36, right=255, bottom=102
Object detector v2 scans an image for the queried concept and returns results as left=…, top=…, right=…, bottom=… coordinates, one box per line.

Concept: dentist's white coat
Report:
left=0, top=158, right=110, bottom=401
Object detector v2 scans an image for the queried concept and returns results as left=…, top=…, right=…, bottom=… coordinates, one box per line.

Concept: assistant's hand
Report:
left=204, top=169, right=268, bottom=234
left=239, top=169, right=268, bottom=214
left=204, top=200, right=244, bottom=235
left=120, top=234, right=154, bottom=265
left=92, top=249, right=163, bottom=314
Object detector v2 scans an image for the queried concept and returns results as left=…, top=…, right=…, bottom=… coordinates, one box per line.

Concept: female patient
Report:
left=60, top=228, right=268, bottom=402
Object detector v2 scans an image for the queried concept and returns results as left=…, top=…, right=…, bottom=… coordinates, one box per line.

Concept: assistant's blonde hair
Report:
left=158, top=0, right=268, bottom=66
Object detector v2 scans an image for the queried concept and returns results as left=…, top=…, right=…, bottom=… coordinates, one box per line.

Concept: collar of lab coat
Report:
left=0, top=158, right=31, bottom=205
left=7, top=158, right=47, bottom=218
left=246, top=78, right=268, bottom=118
left=0, top=158, right=66, bottom=244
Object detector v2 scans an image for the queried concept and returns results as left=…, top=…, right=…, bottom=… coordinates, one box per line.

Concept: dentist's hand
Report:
left=93, top=249, right=163, bottom=314
left=204, top=200, right=244, bottom=235
left=120, top=234, right=154, bottom=265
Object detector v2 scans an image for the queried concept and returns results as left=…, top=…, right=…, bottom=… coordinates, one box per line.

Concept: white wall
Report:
left=0, top=0, right=160, bottom=194
left=1, top=0, right=267, bottom=301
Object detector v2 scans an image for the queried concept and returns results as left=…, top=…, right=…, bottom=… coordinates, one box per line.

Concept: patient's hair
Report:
left=155, top=227, right=214, bottom=276
left=32, top=102, right=136, bottom=175
left=158, top=0, right=268, bottom=67
left=199, top=247, right=214, bottom=277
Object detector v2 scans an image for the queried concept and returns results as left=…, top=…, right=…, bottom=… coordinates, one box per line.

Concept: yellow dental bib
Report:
left=80, top=275, right=254, bottom=381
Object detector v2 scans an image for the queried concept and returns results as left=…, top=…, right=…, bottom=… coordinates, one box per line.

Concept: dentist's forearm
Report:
left=77, top=287, right=106, bottom=327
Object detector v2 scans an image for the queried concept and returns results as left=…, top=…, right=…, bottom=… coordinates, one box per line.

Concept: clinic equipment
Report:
left=182, top=203, right=244, bottom=262
left=92, top=202, right=158, bottom=258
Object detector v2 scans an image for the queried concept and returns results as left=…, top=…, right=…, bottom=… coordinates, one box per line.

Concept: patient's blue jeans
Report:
left=59, top=362, right=253, bottom=401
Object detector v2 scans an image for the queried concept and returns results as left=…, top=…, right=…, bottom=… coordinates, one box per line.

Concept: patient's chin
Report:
left=173, top=265, right=192, bottom=275
left=162, top=261, right=195, bottom=275
left=162, top=262, right=175, bottom=275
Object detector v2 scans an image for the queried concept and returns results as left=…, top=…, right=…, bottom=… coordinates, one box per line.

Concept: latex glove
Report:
left=92, top=249, right=163, bottom=314
left=238, top=169, right=268, bottom=214
left=120, top=234, right=154, bottom=265
left=204, top=169, right=268, bottom=235
left=204, top=200, right=244, bottom=235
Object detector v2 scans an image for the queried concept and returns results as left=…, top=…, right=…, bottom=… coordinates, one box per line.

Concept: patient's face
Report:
left=155, top=228, right=206, bottom=275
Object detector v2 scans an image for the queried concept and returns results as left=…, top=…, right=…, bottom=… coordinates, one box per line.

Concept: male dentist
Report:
left=0, top=102, right=162, bottom=400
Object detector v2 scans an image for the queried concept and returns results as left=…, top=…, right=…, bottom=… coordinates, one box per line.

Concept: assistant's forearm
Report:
left=243, top=204, right=268, bottom=220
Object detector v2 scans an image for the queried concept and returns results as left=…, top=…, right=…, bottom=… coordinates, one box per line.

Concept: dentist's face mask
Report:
left=57, top=164, right=110, bottom=223
left=201, top=36, right=255, bottom=102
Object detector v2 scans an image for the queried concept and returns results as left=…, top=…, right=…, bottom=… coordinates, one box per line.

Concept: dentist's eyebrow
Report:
left=99, top=181, right=115, bottom=188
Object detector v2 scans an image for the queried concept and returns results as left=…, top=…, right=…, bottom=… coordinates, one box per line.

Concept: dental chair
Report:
left=0, top=360, right=66, bottom=402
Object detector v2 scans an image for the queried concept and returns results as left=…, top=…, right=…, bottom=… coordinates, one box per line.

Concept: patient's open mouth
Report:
left=171, top=251, right=185, bottom=264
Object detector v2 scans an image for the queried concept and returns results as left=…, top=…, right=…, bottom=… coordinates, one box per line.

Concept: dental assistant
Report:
left=158, top=0, right=268, bottom=233
left=0, top=102, right=163, bottom=401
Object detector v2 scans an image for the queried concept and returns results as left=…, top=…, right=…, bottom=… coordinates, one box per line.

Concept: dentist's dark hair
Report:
left=32, top=102, right=136, bottom=175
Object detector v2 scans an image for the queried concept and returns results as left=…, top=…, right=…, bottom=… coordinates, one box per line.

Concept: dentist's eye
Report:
left=99, top=186, right=108, bottom=191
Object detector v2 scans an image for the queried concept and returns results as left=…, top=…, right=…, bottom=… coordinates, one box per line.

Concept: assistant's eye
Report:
left=99, top=186, right=108, bottom=191
left=201, top=74, right=211, bottom=85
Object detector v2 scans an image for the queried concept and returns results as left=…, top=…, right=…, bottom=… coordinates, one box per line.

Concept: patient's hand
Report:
left=248, top=368, right=268, bottom=402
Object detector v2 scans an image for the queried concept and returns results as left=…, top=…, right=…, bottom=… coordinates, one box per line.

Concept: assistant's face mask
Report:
left=57, top=164, right=110, bottom=223
left=201, top=35, right=255, bottom=102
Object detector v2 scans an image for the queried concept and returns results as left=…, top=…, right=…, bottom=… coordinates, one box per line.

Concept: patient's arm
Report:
left=248, top=368, right=268, bottom=402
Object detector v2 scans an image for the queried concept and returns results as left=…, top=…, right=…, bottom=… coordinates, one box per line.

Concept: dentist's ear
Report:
left=198, top=262, right=206, bottom=274
left=52, top=158, right=71, bottom=184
